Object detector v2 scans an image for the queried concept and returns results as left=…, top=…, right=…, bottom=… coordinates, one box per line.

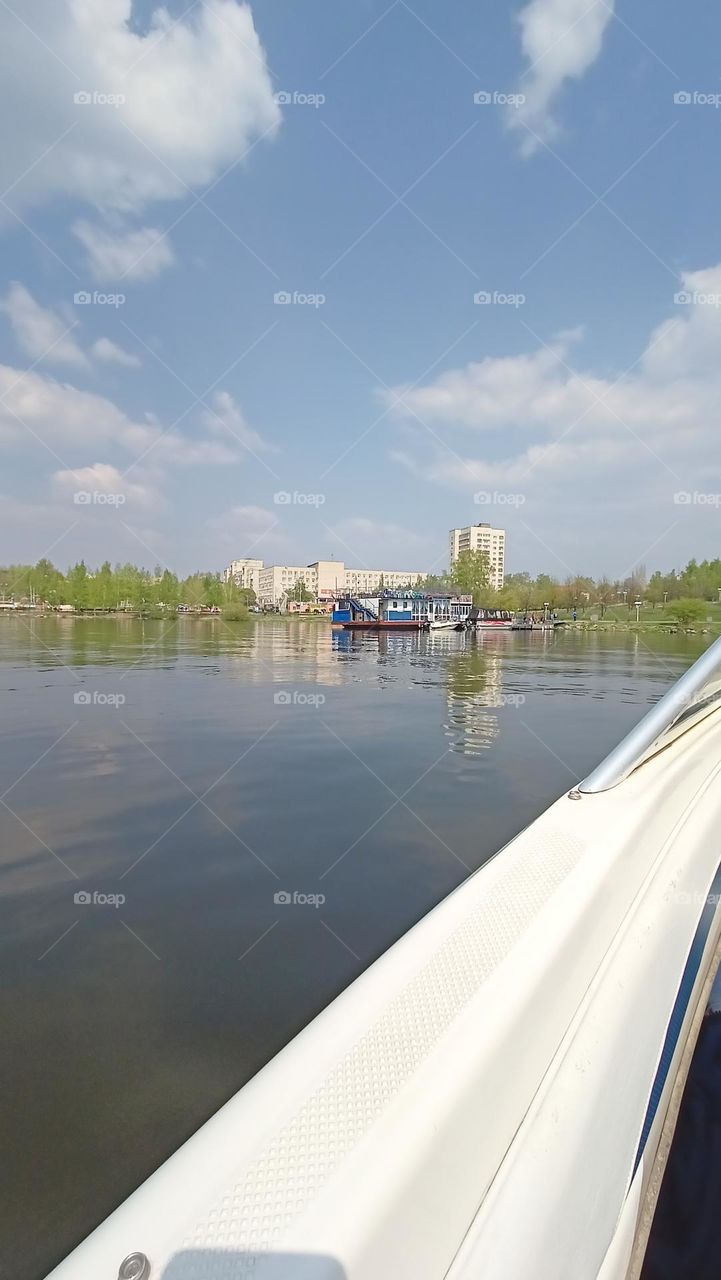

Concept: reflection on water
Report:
left=0, top=617, right=709, bottom=1280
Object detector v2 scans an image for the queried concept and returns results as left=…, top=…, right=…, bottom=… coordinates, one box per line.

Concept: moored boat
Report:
left=333, top=591, right=473, bottom=632
left=457, top=607, right=514, bottom=631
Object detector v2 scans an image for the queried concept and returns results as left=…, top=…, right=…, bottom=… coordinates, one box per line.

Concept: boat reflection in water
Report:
left=330, top=627, right=532, bottom=757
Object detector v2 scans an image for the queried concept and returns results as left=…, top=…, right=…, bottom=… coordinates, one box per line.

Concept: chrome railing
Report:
left=579, top=634, right=721, bottom=793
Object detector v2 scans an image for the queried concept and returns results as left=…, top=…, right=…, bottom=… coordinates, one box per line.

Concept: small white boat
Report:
left=49, top=639, right=721, bottom=1280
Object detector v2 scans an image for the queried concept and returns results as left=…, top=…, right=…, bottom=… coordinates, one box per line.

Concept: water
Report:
left=0, top=616, right=710, bottom=1279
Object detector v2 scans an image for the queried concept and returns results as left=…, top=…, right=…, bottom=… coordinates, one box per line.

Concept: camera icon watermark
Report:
left=73, top=490, right=126, bottom=507
left=674, top=490, right=721, bottom=508
left=674, top=90, right=721, bottom=108
left=273, top=690, right=326, bottom=708
left=674, top=289, right=721, bottom=307
left=473, top=90, right=525, bottom=108
left=274, top=90, right=326, bottom=109
left=73, top=291, right=126, bottom=308
left=273, top=291, right=326, bottom=308
left=273, top=889, right=326, bottom=907
left=74, top=889, right=126, bottom=907
left=73, top=90, right=126, bottom=108
left=474, top=489, right=526, bottom=507
left=273, top=490, right=326, bottom=507
left=73, top=690, right=126, bottom=707
left=474, top=290, right=526, bottom=308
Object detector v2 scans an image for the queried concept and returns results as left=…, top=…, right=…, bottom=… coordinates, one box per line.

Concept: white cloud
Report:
left=1, top=0, right=280, bottom=217
left=207, top=504, right=286, bottom=550
left=52, top=462, right=159, bottom=508
left=0, top=364, right=270, bottom=470
left=0, top=283, right=88, bottom=368
left=327, top=517, right=432, bottom=570
left=91, top=337, right=141, bottom=368
left=73, top=221, right=175, bottom=282
left=201, top=390, right=272, bottom=454
left=511, top=0, right=615, bottom=152
left=387, top=265, right=721, bottom=524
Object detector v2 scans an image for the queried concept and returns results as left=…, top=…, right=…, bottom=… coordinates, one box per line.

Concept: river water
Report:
left=0, top=616, right=710, bottom=1278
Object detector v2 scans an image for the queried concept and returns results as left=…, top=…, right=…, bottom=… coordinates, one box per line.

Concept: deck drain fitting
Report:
left=118, top=1254, right=151, bottom=1280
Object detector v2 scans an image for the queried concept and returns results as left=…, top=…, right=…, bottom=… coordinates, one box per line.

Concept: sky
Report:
left=0, top=0, right=720, bottom=581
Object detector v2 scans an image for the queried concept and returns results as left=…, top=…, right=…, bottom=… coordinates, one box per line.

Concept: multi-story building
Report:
left=449, top=524, right=505, bottom=591
left=226, top=559, right=425, bottom=608
left=224, top=559, right=264, bottom=595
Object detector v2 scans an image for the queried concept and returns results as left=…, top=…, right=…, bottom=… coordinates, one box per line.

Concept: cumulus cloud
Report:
left=90, top=337, right=141, bottom=368
left=207, top=504, right=287, bottom=553
left=0, top=283, right=88, bottom=368
left=1, top=282, right=142, bottom=371
left=510, top=0, right=615, bottom=152
left=1, top=0, right=280, bottom=216
left=387, top=265, right=721, bottom=511
left=52, top=461, right=159, bottom=508
left=201, top=390, right=272, bottom=454
left=0, top=364, right=270, bottom=470
left=73, top=221, right=175, bottom=282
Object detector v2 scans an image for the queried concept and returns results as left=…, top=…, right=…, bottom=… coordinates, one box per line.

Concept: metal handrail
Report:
left=579, top=634, right=721, bottom=793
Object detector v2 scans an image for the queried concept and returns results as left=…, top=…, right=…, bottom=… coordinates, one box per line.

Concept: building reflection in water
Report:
left=330, top=627, right=527, bottom=756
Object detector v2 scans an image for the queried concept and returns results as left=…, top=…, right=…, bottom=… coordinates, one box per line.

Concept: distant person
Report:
left=572, top=607, right=577, bottom=621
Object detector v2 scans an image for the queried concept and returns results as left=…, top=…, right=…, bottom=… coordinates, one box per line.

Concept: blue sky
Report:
left=1, top=0, right=720, bottom=579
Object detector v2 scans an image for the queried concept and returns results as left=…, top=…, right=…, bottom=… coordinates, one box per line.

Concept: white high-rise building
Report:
left=449, top=524, right=505, bottom=591
left=224, top=559, right=264, bottom=594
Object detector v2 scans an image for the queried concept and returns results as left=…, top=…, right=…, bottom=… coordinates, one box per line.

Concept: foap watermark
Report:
left=474, top=290, right=526, bottom=308
left=474, top=490, right=526, bottom=508
left=274, top=290, right=326, bottom=307
left=275, top=90, right=325, bottom=109
left=274, top=690, right=326, bottom=708
left=671, top=890, right=721, bottom=906
left=73, top=90, right=126, bottom=108
left=274, top=490, right=326, bottom=507
left=74, top=889, right=126, bottom=907
left=273, top=889, right=326, bottom=908
left=73, top=690, right=126, bottom=708
left=474, top=90, right=525, bottom=109
left=674, top=91, right=721, bottom=109
left=674, top=490, right=721, bottom=508
left=73, top=490, right=126, bottom=507
left=499, top=693, right=526, bottom=709
left=74, top=290, right=126, bottom=308
left=674, top=289, right=721, bottom=307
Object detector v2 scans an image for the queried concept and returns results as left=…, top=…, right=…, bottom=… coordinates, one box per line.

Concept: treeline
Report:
left=0, top=560, right=254, bottom=612
left=423, top=557, right=721, bottom=613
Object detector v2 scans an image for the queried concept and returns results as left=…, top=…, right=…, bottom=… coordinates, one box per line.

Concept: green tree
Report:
left=594, top=578, right=615, bottom=618
left=450, top=550, right=490, bottom=606
left=666, top=599, right=708, bottom=626
left=420, top=572, right=453, bottom=594
left=29, top=558, right=66, bottom=605
left=66, top=561, right=90, bottom=611
left=287, top=579, right=313, bottom=603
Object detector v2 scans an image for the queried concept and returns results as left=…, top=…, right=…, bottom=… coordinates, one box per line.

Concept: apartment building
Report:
left=224, top=559, right=264, bottom=595
left=226, top=559, right=425, bottom=608
left=449, top=524, right=506, bottom=591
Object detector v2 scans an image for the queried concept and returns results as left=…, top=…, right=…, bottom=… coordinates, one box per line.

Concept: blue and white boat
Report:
left=331, top=592, right=473, bottom=631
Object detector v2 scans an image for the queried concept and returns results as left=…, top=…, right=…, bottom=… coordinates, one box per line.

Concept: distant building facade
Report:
left=449, top=524, right=505, bottom=591
left=225, top=559, right=424, bottom=608
left=224, top=559, right=264, bottom=596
